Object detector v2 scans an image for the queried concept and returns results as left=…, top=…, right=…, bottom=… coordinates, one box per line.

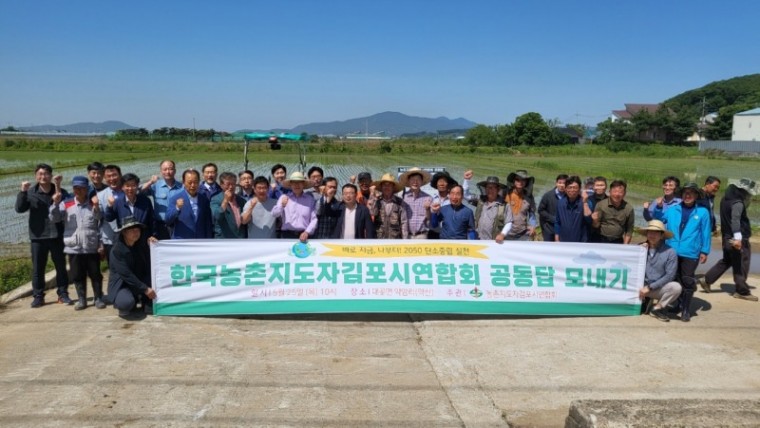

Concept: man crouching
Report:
left=106, top=216, right=156, bottom=320
left=638, top=220, right=682, bottom=322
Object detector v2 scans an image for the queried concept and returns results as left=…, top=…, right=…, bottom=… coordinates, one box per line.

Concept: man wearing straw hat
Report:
left=637, top=220, right=681, bottom=322
left=368, top=173, right=408, bottom=239
left=272, top=171, right=317, bottom=243
left=399, top=167, right=433, bottom=239
left=699, top=178, right=758, bottom=301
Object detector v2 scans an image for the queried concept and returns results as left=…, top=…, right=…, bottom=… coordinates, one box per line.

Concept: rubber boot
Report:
left=680, top=289, right=694, bottom=322
left=92, top=280, right=106, bottom=309
left=74, top=282, right=87, bottom=311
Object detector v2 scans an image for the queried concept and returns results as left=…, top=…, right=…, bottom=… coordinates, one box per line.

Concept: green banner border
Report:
left=155, top=300, right=640, bottom=316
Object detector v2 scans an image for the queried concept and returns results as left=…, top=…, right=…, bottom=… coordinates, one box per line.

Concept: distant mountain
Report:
left=287, top=111, right=476, bottom=136
left=18, top=120, right=137, bottom=133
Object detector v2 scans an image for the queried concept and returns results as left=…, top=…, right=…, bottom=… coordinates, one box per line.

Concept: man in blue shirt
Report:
left=554, top=176, right=592, bottom=242
left=643, top=176, right=681, bottom=221
left=430, top=185, right=475, bottom=239
left=637, top=220, right=681, bottom=322
left=141, top=160, right=183, bottom=240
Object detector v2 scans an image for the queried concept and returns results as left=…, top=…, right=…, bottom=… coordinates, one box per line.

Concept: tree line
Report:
left=463, top=112, right=586, bottom=147
left=114, top=127, right=231, bottom=141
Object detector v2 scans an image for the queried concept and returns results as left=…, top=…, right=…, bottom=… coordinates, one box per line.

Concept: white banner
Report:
left=151, top=240, right=646, bottom=316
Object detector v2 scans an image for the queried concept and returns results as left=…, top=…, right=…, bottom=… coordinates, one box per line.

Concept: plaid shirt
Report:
left=314, top=196, right=342, bottom=239
left=402, top=190, right=432, bottom=235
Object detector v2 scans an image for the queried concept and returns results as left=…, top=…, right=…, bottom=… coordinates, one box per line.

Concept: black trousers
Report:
left=103, top=244, right=113, bottom=268
left=705, top=238, right=751, bottom=295
left=155, top=220, right=171, bottom=241
left=30, top=238, right=69, bottom=298
left=677, top=256, right=699, bottom=292
left=68, top=253, right=103, bottom=298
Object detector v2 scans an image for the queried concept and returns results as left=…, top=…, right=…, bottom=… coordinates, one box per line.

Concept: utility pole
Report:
left=698, top=97, right=706, bottom=141
left=192, top=117, right=197, bottom=142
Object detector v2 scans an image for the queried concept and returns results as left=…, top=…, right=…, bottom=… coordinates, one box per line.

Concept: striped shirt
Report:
left=402, top=190, right=432, bottom=235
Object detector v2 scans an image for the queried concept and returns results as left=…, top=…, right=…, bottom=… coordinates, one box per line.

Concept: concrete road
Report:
left=1, top=273, right=759, bottom=427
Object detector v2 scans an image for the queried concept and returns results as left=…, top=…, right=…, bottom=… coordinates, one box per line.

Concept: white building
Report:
left=732, top=107, right=760, bottom=141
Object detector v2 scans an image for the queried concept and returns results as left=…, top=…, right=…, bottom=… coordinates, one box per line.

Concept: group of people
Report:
left=14, top=159, right=758, bottom=321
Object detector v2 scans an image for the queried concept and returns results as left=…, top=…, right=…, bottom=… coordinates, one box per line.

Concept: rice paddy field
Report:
left=2, top=146, right=759, bottom=257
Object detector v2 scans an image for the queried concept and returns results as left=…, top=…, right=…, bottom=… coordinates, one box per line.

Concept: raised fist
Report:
left=52, top=193, right=62, bottom=205
left=349, top=175, right=356, bottom=183
left=151, top=175, right=159, bottom=184
left=281, top=196, right=289, bottom=207
left=271, top=182, right=277, bottom=190
left=248, top=198, right=258, bottom=211
left=463, top=170, right=474, bottom=180
left=369, top=185, right=376, bottom=194
left=176, top=198, right=184, bottom=209
left=431, top=202, right=441, bottom=213
left=91, top=196, right=99, bottom=206
left=642, top=201, right=650, bottom=209
left=655, top=197, right=663, bottom=207
left=21, top=181, right=31, bottom=192
left=107, top=195, right=115, bottom=206
left=53, top=175, right=63, bottom=185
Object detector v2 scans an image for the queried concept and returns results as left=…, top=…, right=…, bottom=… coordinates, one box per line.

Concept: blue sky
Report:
left=1, top=0, right=759, bottom=131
